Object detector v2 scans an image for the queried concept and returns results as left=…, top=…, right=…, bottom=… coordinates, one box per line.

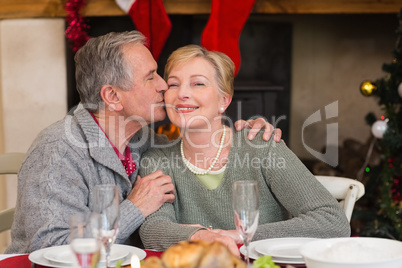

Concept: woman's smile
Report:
left=174, top=104, right=199, bottom=113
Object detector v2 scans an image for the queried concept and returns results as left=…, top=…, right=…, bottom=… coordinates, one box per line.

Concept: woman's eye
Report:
left=194, top=83, right=204, bottom=86
left=168, top=84, right=178, bottom=88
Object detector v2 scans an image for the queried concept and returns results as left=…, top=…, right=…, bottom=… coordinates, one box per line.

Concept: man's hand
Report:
left=127, top=170, right=175, bottom=218
left=190, top=230, right=240, bottom=257
left=235, top=118, right=282, bottom=142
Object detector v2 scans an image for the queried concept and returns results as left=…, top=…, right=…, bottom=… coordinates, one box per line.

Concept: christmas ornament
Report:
left=398, top=82, right=402, bottom=98
left=65, top=0, right=90, bottom=53
left=360, top=80, right=377, bottom=96
left=115, top=0, right=171, bottom=61
left=371, top=119, right=388, bottom=138
left=201, top=0, right=256, bottom=76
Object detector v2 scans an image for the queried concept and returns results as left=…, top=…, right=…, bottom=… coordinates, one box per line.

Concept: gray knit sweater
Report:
left=139, top=129, right=350, bottom=251
left=6, top=105, right=168, bottom=253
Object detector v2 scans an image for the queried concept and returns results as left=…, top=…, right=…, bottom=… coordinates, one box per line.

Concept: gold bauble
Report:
left=360, top=80, right=377, bottom=96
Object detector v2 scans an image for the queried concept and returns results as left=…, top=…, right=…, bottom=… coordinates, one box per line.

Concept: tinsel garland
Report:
left=65, top=0, right=90, bottom=53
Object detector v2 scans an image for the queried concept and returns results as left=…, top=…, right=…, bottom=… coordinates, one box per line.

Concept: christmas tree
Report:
left=358, top=10, right=402, bottom=240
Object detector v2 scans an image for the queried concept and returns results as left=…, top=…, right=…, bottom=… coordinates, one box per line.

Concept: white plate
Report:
left=240, top=238, right=319, bottom=264
left=300, top=237, right=402, bottom=267
left=254, top=237, right=317, bottom=259
left=29, top=244, right=146, bottom=268
left=43, top=244, right=129, bottom=264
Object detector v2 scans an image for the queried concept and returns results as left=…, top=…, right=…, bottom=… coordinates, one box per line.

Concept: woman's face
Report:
left=165, top=57, right=228, bottom=129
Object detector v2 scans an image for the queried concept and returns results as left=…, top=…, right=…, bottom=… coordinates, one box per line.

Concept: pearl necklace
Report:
left=180, top=125, right=226, bottom=175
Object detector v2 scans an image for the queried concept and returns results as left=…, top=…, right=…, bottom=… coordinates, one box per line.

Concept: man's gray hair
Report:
left=74, top=30, right=146, bottom=111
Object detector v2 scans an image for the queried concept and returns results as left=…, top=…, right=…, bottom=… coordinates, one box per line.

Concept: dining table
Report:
left=0, top=245, right=307, bottom=268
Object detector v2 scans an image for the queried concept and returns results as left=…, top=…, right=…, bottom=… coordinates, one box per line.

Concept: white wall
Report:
left=0, top=18, right=67, bottom=252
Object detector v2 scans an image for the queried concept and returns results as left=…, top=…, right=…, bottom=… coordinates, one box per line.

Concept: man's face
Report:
left=118, top=44, right=168, bottom=125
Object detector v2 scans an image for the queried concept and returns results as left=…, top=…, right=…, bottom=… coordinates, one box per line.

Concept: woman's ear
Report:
left=219, top=94, right=232, bottom=113
left=100, top=85, right=123, bottom=111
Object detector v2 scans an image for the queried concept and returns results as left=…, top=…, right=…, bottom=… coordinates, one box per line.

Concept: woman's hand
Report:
left=234, top=118, right=282, bottom=142
left=190, top=230, right=240, bottom=257
left=210, top=229, right=242, bottom=244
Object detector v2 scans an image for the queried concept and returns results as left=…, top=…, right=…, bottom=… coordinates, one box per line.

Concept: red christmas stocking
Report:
left=201, top=0, right=256, bottom=76
left=116, top=0, right=172, bottom=61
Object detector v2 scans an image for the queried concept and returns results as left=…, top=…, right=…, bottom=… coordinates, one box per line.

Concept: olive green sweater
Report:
left=139, top=129, right=350, bottom=251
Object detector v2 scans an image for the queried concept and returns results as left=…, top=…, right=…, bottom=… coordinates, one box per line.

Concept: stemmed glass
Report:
left=232, top=180, right=260, bottom=267
left=69, top=212, right=102, bottom=268
left=93, top=184, right=120, bottom=268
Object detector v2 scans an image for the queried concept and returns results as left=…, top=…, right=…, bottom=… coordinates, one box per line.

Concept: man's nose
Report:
left=156, top=74, right=168, bottom=93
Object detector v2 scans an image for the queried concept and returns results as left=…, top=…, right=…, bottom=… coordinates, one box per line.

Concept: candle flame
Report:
left=131, top=254, right=140, bottom=268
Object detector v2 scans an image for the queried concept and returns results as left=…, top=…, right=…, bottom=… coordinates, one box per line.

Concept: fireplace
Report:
left=67, top=15, right=291, bottom=143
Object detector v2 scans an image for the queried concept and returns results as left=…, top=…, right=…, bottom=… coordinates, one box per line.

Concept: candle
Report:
left=131, top=254, right=141, bottom=268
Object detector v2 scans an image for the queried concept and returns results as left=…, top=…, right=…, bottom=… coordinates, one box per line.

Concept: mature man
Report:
left=6, top=31, right=281, bottom=253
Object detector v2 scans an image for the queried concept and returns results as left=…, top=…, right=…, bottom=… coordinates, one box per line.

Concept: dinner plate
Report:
left=29, top=244, right=146, bottom=268
left=240, top=238, right=319, bottom=264
left=254, top=237, right=318, bottom=259
left=43, top=244, right=129, bottom=264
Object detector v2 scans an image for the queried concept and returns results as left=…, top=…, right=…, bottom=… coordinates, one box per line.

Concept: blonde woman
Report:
left=139, top=45, right=350, bottom=256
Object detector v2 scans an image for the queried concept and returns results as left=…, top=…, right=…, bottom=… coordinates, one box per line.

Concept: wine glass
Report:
left=232, top=180, right=260, bottom=267
left=69, top=212, right=102, bottom=268
left=93, top=184, right=120, bottom=268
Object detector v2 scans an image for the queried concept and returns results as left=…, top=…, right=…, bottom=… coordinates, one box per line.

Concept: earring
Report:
left=220, top=107, right=225, bottom=112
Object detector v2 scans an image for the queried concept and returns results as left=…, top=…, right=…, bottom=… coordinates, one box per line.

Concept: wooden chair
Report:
left=0, top=152, right=25, bottom=233
left=315, top=175, right=365, bottom=222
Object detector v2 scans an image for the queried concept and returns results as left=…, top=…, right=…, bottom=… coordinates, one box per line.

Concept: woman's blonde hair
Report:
left=164, top=45, right=234, bottom=97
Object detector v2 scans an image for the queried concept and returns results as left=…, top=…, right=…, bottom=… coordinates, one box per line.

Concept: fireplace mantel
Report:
left=0, top=0, right=401, bottom=19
